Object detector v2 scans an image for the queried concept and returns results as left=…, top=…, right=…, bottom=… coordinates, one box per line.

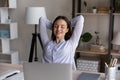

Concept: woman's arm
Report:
left=39, top=17, right=52, bottom=47
left=70, top=15, right=84, bottom=48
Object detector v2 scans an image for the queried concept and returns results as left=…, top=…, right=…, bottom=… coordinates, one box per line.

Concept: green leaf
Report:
left=81, top=32, right=92, bottom=42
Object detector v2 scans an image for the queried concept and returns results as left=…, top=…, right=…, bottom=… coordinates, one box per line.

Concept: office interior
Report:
left=0, top=0, right=120, bottom=80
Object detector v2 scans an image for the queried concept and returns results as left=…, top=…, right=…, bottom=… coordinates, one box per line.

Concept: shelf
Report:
left=111, top=50, right=120, bottom=57
left=0, top=22, right=18, bottom=39
left=0, top=0, right=16, bottom=8
left=8, top=0, right=17, bottom=8
left=0, top=0, right=18, bottom=64
left=76, top=49, right=107, bottom=55
left=0, top=51, right=19, bottom=64
left=0, top=39, right=10, bottom=53
left=73, top=0, right=119, bottom=73
left=0, top=6, right=16, bottom=9
left=76, top=49, right=120, bottom=56
left=0, top=50, right=18, bottom=54
left=76, top=13, right=109, bottom=16
left=113, top=13, right=120, bottom=16
left=0, top=22, right=17, bottom=24
left=75, top=49, right=107, bottom=72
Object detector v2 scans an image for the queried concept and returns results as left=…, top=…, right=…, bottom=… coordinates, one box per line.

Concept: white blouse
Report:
left=39, top=15, right=84, bottom=70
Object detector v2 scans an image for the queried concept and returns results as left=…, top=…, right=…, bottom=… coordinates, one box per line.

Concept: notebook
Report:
left=77, top=72, right=100, bottom=80
left=0, top=69, right=20, bottom=80
left=23, top=63, right=72, bottom=80
left=4, top=72, right=24, bottom=80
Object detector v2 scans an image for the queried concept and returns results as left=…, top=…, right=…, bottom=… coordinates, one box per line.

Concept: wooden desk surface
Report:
left=73, top=71, right=120, bottom=80
left=0, top=63, right=23, bottom=72
left=0, top=63, right=120, bottom=80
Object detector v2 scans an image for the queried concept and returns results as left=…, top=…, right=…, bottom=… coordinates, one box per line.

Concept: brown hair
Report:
left=51, top=16, right=72, bottom=41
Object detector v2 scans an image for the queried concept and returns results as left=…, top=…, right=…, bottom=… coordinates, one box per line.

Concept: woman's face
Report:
left=53, top=19, right=69, bottom=40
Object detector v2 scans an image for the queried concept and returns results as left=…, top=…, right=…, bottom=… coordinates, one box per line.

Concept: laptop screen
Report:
left=23, top=63, right=72, bottom=80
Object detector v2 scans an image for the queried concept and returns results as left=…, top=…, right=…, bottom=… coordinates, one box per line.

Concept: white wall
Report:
left=9, top=0, right=72, bottom=62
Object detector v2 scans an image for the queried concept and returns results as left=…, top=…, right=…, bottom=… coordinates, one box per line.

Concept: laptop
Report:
left=23, top=63, right=72, bottom=80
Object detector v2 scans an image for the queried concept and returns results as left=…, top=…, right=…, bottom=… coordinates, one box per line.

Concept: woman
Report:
left=39, top=15, right=84, bottom=70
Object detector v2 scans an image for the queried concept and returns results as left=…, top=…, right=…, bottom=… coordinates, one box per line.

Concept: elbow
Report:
left=78, top=15, right=84, bottom=23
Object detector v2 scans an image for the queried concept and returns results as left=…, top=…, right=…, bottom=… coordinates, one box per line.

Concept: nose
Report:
left=56, top=26, right=61, bottom=30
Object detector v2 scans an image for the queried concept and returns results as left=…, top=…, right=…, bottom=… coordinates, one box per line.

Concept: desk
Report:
left=72, top=71, right=120, bottom=80
left=0, top=63, right=23, bottom=72
left=0, top=63, right=120, bottom=80
left=0, top=63, right=23, bottom=71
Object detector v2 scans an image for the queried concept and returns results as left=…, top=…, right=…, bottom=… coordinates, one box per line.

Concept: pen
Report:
left=5, top=72, right=18, bottom=79
left=106, top=58, right=118, bottom=67
left=105, top=62, right=108, bottom=67
left=112, top=58, right=118, bottom=67
left=109, top=58, right=113, bottom=67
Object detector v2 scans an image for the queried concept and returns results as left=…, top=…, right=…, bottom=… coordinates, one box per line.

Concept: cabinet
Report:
left=72, top=0, right=119, bottom=72
left=0, top=0, right=19, bottom=64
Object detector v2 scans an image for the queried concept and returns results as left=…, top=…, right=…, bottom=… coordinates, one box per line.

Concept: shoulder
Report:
left=39, top=17, right=47, bottom=22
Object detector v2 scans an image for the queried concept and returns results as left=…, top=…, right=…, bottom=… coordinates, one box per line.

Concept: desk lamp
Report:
left=25, top=7, right=46, bottom=62
left=112, top=32, right=120, bottom=53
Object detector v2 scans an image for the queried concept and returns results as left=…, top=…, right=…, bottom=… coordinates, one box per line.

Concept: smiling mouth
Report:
left=56, top=31, right=62, bottom=34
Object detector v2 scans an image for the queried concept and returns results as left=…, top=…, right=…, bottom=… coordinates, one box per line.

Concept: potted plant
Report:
left=81, top=32, right=92, bottom=42
left=77, top=32, right=92, bottom=49
left=92, top=6, right=97, bottom=13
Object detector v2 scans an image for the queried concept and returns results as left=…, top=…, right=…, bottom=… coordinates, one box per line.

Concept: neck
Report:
left=56, top=38, right=64, bottom=44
